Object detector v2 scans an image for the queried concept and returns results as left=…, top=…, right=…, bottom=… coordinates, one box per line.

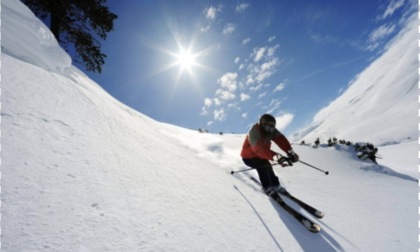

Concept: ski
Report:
left=270, top=192, right=321, bottom=233
left=249, top=176, right=324, bottom=219
left=277, top=190, right=324, bottom=219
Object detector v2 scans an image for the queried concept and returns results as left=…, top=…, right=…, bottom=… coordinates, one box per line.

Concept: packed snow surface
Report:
left=2, top=0, right=418, bottom=251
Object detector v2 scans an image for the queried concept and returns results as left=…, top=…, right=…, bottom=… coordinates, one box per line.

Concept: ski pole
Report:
left=299, top=160, right=329, bottom=175
left=230, top=163, right=280, bottom=175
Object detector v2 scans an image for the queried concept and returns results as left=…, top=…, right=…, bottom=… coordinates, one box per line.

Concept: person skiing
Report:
left=241, top=113, right=299, bottom=195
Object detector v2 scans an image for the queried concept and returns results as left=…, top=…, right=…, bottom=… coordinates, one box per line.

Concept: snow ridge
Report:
left=293, top=10, right=418, bottom=146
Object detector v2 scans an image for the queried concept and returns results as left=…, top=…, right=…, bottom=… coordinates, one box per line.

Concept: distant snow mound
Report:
left=2, top=0, right=72, bottom=74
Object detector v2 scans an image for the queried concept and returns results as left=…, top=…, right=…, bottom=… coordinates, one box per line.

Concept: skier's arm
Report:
left=272, top=130, right=292, bottom=153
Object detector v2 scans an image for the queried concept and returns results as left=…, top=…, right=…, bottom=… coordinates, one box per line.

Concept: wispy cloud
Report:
left=235, top=3, right=250, bottom=13
left=258, top=92, right=267, bottom=99
left=205, top=6, right=218, bottom=20
left=249, top=83, right=263, bottom=92
left=369, top=24, right=396, bottom=43
left=273, top=83, right=286, bottom=92
left=216, top=90, right=236, bottom=101
left=223, top=23, right=236, bottom=35
left=214, top=108, right=226, bottom=121
left=366, top=24, right=396, bottom=50
left=218, top=72, right=238, bottom=92
left=240, top=93, right=250, bottom=101
left=380, top=0, right=405, bottom=20
left=366, top=0, right=411, bottom=51
left=201, top=39, right=283, bottom=127
left=201, top=5, right=222, bottom=32
left=309, top=33, right=338, bottom=44
left=263, top=98, right=283, bottom=114
left=247, top=46, right=280, bottom=84
left=200, top=72, right=239, bottom=121
left=252, top=47, right=266, bottom=62
left=204, top=98, right=213, bottom=107
left=242, top=38, right=251, bottom=45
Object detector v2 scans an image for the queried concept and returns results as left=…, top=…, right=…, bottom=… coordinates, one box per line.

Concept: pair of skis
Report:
left=248, top=176, right=323, bottom=233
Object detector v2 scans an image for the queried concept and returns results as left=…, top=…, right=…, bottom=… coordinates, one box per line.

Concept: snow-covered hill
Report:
left=292, top=8, right=417, bottom=147
left=2, top=0, right=418, bottom=251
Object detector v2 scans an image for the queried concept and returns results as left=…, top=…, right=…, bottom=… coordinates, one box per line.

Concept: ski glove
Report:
left=287, top=150, right=299, bottom=163
left=278, top=156, right=292, bottom=167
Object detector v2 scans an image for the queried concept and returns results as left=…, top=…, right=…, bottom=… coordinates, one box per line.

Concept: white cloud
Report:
left=255, top=72, right=272, bottom=83
left=223, top=23, right=236, bottom=35
left=260, top=58, right=278, bottom=72
left=227, top=103, right=240, bottom=111
left=381, top=0, right=405, bottom=20
left=201, top=25, right=211, bottom=33
left=253, top=47, right=266, bottom=62
left=275, top=113, right=294, bottom=131
left=258, top=92, right=267, bottom=99
left=200, top=27, right=284, bottom=125
left=264, top=98, right=282, bottom=113
left=216, top=89, right=236, bottom=100
left=250, top=83, right=263, bottom=91
left=369, top=24, right=396, bottom=43
left=204, top=98, right=213, bottom=107
left=242, top=113, right=248, bottom=119
left=214, top=108, right=226, bottom=121
left=200, top=107, right=208, bottom=116
left=201, top=98, right=214, bottom=115
left=240, top=93, right=250, bottom=101
left=215, top=72, right=238, bottom=102
left=267, top=44, right=279, bottom=57
left=218, top=72, right=238, bottom=92
left=268, top=36, right=276, bottom=42
left=205, top=6, right=218, bottom=20
left=213, top=98, right=221, bottom=106
left=251, top=58, right=278, bottom=83
left=245, top=75, right=254, bottom=85
left=202, top=5, right=222, bottom=32
left=251, top=44, right=280, bottom=62
left=274, top=83, right=286, bottom=92
left=236, top=3, right=250, bottom=13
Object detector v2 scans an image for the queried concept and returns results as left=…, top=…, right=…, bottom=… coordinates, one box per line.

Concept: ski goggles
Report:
left=262, top=123, right=276, bottom=133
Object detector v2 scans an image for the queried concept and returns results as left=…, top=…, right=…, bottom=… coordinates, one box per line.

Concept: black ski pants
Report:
left=242, top=158, right=280, bottom=189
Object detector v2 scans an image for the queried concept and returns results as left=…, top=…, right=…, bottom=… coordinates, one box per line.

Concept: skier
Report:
left=241, top=114, right=299, bottom=195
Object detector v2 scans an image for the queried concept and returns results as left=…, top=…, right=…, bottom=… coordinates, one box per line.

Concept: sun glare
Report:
left=176, top=50, right=196, bottom=70
left=149, top=36, right=213, bottom=85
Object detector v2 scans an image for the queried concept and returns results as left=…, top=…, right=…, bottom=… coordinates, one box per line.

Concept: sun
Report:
left=147, top=36, right=213, bottom=84
left=175, top=49, right=197, bottom=72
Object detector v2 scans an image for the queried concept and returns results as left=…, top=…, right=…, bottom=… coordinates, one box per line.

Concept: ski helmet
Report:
left=259, top=114, right=276, bottom=125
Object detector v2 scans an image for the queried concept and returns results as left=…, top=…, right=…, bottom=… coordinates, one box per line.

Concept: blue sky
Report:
left=75, top=0, right=412, bottom=136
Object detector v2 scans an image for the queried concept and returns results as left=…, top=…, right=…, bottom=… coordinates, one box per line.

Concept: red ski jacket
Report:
left=241, top=123, right=292, bottom=160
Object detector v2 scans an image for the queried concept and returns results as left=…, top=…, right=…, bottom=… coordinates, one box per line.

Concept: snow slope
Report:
left=2, top=0, right=418, bottom=251
left=292, top=7, right=418, bottom=147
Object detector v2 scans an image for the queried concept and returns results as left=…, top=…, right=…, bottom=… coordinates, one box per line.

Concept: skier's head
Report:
left=259, top=114, right=276, bottom=133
